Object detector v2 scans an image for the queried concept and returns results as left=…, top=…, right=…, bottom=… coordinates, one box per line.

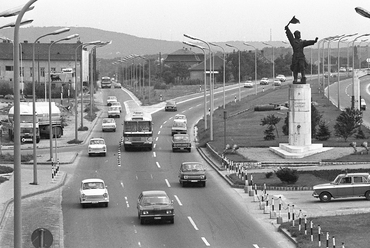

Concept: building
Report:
left=188, top=54, right=224, bottom=81
left=163, top=47, right=203, bottom=67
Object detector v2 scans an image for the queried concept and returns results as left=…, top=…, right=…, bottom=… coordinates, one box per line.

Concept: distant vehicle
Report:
left=113, top=82, right=121, bottom=88
left=123, top=111, right=153, bottom=151
left=102, top=118, right=116, bottom=132
left=172, top=134, right=191, bottom=152
left=106, top=96, right=117, bottom=106
left=361, top=98, right=366, bottom=111
left=339, top=67, right=347, bottom=72
left=173, top=114, right=187, bottom=124
left=165, top=100, right=177, bottom=111
left=4, top=94, right=14, bottom=100
left=272, top=80, right=282, bottom=86
left=101, top=76, right=112, bottom=88
left=276, top=74, right=286, bottom=82
left=137, top=190, right=174, bottom=224
left=348, top=67, right=353, bottom=72
left=88, top=137, right=107, bottom=156
left=80, top=178, right=109, bottom=208
left=171, top=119, right=187, bottom=136
left=243, top=81, right=254, bottom=88
left=108, top=106, right=120, bottom=118
left=110, top=101, right=122, bottom=112
left=178, top=162, right=206, bottom=187
left=312, top=172, right=370, bottom=202
left=260, top=78, right=269, bottom=85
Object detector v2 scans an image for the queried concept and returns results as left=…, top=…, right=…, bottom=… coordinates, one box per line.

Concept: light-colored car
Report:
left=339, top=67, right=347, bottom=72
left=110, top=101, right=122, bottom=112
left=174, top=114, right=187, bottom=124
left=106, top=96, right=117, bottom=106
left=276, top=74, right=286, bottom=82
left=108, top=106, right=120, bottom=118
left=260, top=78, right=269, bottom=85
left=165, top=100, right=177, bottom=111
left=102, top=118, right=116, bottom=132
left=171, top=120, right=187, bottom=135
left=361, top=98, right=366, bottom=111
left=243, top=81, right=254, bottom=88
left=137, top=190, right=174, bottom=224
left=178, top=162, right=206, bottom=187
left=272, top=80, right=282, bottom=86
left=88, top=137, right=107, bottom=156
left=312, top=172, right=370, bottom=202
left=80, top=178, right=109, bottom=208
left=172, top=134, right=191, bottom=152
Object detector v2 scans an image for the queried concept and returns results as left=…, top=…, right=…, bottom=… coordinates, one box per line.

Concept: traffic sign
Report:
left=31, top=228, right=53, bottom=248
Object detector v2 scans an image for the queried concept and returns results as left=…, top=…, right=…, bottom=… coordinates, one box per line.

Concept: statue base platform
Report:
left=269, top=143, right=332, bottom=159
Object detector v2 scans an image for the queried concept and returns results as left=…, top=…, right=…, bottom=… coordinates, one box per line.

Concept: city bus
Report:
left=101, top=76, right=112, bottom=88
left=123, top=111, right=153, bottom=151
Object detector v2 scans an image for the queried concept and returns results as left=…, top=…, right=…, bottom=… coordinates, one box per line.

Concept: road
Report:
left=60, top=83, right=293, bottom=248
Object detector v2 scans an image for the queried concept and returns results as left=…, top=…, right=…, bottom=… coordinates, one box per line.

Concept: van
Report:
left=361, top=98, right=366, bottom=111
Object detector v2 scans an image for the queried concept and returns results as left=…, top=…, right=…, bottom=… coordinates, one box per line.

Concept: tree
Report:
left=311, top=104, right=322, bottom=138
left=334, top=108, right=363, bottom=141
left=261, top=114, right=281, bottom=140
left=315, top=120, right=331, bottom=141
left=282, top=112, right=289, bottom=135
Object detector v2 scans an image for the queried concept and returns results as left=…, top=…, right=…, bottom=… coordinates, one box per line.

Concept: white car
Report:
left=174, top=114, right=187, bottom=124
left=276, top=75, right=286, bottom=82
left=110, top=101, right=122, bottom=112
left=108, top=106, right=120, bottom=118
left=243, top=81, right=254, bottom=88
left=106, top=96, right=117, bottom=106
left=80, top=178, right=109, bottom=208
left=272, top=80, right=282, bottom=86
left=88, top=137, right=107, bottom=156
left=102, top=118, right=116, bottom=132
left=260, top=78, right=269, bottom=85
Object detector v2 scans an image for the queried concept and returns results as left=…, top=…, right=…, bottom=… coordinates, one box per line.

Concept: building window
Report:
left=5, top=66, right=13, bottom=71
left=51, top=67, right=56, bottom=73
left=40, top=67, right=45, bottom=77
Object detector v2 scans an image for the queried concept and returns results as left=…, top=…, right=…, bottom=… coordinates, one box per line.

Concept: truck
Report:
left=8, top=102, right=64, bottom=143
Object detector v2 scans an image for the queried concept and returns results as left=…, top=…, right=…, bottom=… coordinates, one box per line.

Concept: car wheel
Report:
left=81, top=203, right=85, bottom=208
left=103, top=153, right=106, bottom=157
left=202, top=182, right=206, bottom=187
left=172, top=149, right=175, bottom=152
left=365, top=191, right=370, bottom=200
left=319, top=192, right=332, bottom=202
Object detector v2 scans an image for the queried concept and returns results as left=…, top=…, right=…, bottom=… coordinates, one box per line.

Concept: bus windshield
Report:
left=124, top=121, right=152, bottom=132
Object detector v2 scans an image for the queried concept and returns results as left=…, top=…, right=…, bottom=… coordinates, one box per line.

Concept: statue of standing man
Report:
left=285, top=16, right=318, bottom=84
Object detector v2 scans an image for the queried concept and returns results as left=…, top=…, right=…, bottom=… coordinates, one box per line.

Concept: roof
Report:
left=90, top=137, right=105, bottom=141
left=164, top=48, right=202, bottom=63
left=82, top=178, right=105, bottom=183
left=189, top=54, right=224, bottom=71
left=141, top=190, right=168, bottom=196
left=338, top=173, right=370, bottom=177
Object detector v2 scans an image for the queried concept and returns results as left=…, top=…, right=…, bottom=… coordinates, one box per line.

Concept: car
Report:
left=80, top=178, right=109, bottom=208
left=243, top=81, right=254, bottom=88
left=272, top=80, right=282, bottom=86
left=113, top=82, right=121, bottom=88
left=348, top=67, right=353, bottom=72
left=110, top=101, right=122, bottom=112
left=173, top=114, right=187, bottom=124
left=312, top=172, right=370, bottom=202
left=276, top=74, right=286, bottom=82
left=339, top=67, right=347, bottom=72
left=88, top=137, right=107, bottom=156
left=106, top=96, right=117, bottom=106
left=260, top=78, right=269, bottom=85
left=137, top=190, right=174, bottom=224
left=171, top=119, right=187, bottom=135
left=172, top=134, right=191, bottom=152
left=361, top=98, right=366, bottom=111
left=165, top=100, right=177, bottom=111
left=4, top=94, right=14, bottom=100
left=178, top=162, right=206, bottom=187
left=102, top=118, right=116, bottom=132
left=108, top=106, right=120, bottom=118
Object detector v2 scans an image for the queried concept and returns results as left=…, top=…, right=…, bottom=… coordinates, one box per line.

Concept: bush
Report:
left=275, top=167, right=299, bottom=184
left=153, top=82, right=168, bottom=90
left=265, top=172, right=273, bottom=178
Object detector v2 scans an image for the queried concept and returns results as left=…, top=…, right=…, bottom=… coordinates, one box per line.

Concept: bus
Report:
left=123, top=111, right=153, bottom=151
left=101, top=76, right=112, bottom=88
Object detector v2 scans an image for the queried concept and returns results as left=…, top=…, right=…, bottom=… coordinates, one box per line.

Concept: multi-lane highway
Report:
left=60, top=83, right=293, bottom=248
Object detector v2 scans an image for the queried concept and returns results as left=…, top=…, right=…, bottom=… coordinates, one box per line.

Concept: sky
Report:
left=2, top=0, right=370, bottom=43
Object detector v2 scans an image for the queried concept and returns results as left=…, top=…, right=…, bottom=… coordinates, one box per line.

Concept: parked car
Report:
left=312, top=172, right=370, bottom=202
left=108, top=106, right=120, bottom=118
left=172, top=134, right=191, bottom=152
left=80, top=178, right=109, bottom=208
left=272, top=80, right=282, bottom=86
left=113, top=82, right=121, bottom=88
left=243, top=81, right=254, bottom=88
left=110, top=101, right=122, bottom=112
left=178, top=162, right=206, bottom=187
left=102, top=118, right=116, bottom=132
left=361, top=98, right=366, bottom=111
left=260, top=78, right=269, bottom=85
left=88, top=137, right=107, bottom=156
left=165, top=100, right=177, bottom=111
left=106, top=96, right=117, bottom=106
left=137, top=190, right=174, bottom=224
left=276, top=74, right=286, bottom=82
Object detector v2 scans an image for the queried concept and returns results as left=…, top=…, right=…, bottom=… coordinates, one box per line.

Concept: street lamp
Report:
left=225, top=43, right=241, bottom=101
left=30, top=27, right=71, bottom=185
left=12, top=1, right=37, bottom=246
left=138, top=55, right=152, bottom=103
left=262, top=42, right=275, bottom=81
left=183, top=41, right=208, bottom=131
left=326, top=36, right=341, bottom=102
left=48, top=34, right=79, bottom=161
left=210, top=42, right=226, bottom=109
left=244, top=43, right=258, bottom=95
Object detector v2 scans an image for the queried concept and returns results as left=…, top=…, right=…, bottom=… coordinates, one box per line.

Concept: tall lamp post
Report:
left=48, top=34, right=79, bottom=160
left=11, top=1, right=37, bottom=246
left=244, top=43, right=258, bottom=95
left=138, top=55, right=152, bottom=103
left=183, top=41, right=208, bottom=131
left=262, top=42, right=275, bottom=81
left=31, top=27, right=70, bottom=185
left=210, top=42, right=226, bottom=109
left=226, top=43, right=241, bottom=101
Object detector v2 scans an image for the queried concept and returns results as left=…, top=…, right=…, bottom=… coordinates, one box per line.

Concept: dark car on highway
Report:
left=137, top=190, right=174, bottom=224
left=165, top=100, right=177, bottom=111
left=178, top=162, right=206, bottom=187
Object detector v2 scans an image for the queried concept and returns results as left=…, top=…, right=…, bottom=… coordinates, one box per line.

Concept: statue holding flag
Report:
left=285, top=16, right=318, bottom=84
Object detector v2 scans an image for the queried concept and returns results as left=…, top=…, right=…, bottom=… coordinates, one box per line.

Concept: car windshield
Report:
left=173, top=121, right=186, bottom=128
left=174, top=135, right=189, bottom=142
left=103, top=119, right=114, bottom=123
left=182, top=163, right=203, bottom=172
left=83, top=182, right=104, bottom=190
left=109, top=107, right=119, bottom=111
left=90, top=140, right=104, bottom=145
left=141, top=196, right=171, bottom=205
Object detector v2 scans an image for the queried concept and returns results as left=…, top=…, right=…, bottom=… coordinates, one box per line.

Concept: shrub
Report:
left=265, top=172, right=273, bottom=178
left=275, top=167, right=299, bottom=184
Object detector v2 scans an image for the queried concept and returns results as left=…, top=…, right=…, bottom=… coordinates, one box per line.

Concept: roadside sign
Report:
left=31, top=228, right=53, bottom=248
left=366, top=58, right=370, bottom=63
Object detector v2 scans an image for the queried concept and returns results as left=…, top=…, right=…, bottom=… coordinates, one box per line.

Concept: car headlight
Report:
left=103, top=193, right=108, bottom=198
left=81, top=194, right=86, bottom=199
left=141, top=211, right=149, bottom=215
left=166, top=210, right=173, bottom=214
left=200, top=175, right=205, bottom=179
left=184, top=175, right=188, bottom=179
left=147, top=137, right=152, bottom=142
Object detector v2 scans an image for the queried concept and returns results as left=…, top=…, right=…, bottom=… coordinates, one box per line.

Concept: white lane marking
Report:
left=196, top=104, right=201, bottom=107
left=201, top=237, right=210, bottom=246
left=157, top=131, right=161, bottom=135
left=125, top=196, right=129, bottom=208
left=153, top=143, right=156, bottom=149
left=150, top=174, right=153, bottom=179
left=153, top=152, right=156, bottom=157
left=138, top=241, right=141, bottom=247
left=156, top=162, right=161, bottom=168
left=174, top=195, right=182, bottom=206
left=155, top=137, right=158, bottom=141
left=120, top=181, right=124, bottom=188
left=160, top=125, right=163, bottom=128
left=163, top=120, right=167, bottom=124
left=165, top=179, right=171, bottom=187
left=253, top=245, right=260, bottom=248
left=135, top=175, right=138, bottom=180
left=188, top=216, right=199, bottom=230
